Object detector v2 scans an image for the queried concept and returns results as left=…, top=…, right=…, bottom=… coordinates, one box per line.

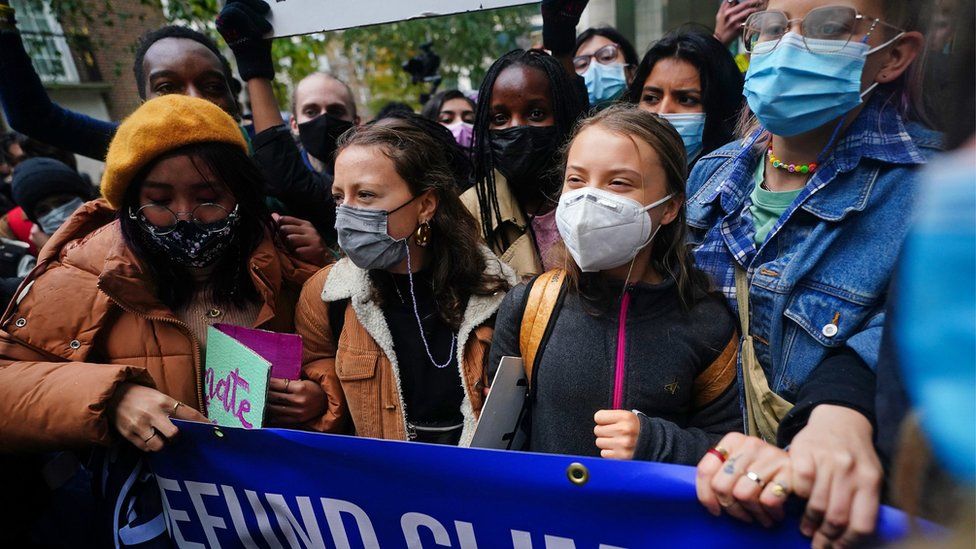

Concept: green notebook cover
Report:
left=204, top=326, right=271, bottom=429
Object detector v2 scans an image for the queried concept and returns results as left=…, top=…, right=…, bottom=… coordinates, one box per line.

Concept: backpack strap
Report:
left=518, top=268, right=568, bottom=390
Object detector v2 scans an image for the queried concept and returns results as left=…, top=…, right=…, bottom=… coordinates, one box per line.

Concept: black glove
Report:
left=541, top=0, right=589, bottom=56
left=216, top=0, right=274, bottom=81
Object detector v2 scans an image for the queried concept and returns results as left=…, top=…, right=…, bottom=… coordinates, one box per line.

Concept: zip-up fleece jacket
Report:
left=489, top=276, right=742, bottom=464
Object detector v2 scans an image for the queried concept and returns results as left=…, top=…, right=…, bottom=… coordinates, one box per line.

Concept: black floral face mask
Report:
left=140, top=216, right=240, bottom=269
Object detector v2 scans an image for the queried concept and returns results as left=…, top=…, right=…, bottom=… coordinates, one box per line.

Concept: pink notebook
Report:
left=213, top=324, right=302, bottom=380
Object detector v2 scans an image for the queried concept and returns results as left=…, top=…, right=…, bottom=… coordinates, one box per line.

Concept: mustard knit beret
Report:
left=101, top=95, right=248, bottom=209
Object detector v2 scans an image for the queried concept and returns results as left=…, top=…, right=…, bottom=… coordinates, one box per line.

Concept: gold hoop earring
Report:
left=414, top=221, right=431, bottom=247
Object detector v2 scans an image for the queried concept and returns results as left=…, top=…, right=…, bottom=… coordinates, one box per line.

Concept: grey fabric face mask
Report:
left=334, top=196, right=417, bottom=271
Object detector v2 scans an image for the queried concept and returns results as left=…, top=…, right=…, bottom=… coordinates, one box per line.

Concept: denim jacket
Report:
left=685, top=93, right=941, bottom=403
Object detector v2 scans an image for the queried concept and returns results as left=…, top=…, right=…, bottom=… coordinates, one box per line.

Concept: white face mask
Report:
left=556, top=186, right=674, bottom=272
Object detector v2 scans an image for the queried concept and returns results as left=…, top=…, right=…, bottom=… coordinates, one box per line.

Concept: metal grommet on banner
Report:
left=213, top=426, right=225, bottom=439
left=567, top=462, right=589, bottom=486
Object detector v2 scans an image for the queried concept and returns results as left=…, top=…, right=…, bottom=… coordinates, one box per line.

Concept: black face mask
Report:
left=489, top=125, right=560, bottom=191
left=297, top=113, right=355, bottom=166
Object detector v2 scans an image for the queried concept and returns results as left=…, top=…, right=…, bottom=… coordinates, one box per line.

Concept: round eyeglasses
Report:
left=573, top=43, right=625, bottom=74
left=129, top=202, right=238, bottom=236
left=742, top=5, right=904, bottom=55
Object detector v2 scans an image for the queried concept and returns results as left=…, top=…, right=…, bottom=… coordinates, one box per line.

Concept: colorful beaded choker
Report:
left=767, top=145, right=817, bottom=175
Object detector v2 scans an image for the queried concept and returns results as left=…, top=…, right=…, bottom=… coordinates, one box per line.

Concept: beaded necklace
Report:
left=767, top=145, right=817, bottom=175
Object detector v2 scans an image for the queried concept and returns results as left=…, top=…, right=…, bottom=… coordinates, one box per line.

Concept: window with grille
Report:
left=10, top=0, right=79, bottom=83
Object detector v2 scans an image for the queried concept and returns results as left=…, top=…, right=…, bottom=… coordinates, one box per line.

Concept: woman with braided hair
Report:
left=461, top=49, right=587, bottom=279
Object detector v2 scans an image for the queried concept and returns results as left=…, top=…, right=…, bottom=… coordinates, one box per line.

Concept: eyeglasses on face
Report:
left=573, top=43, right=626, bottom=73
left=742, top=5, right=903, bottom=55
left=129, top=202, right=238, bottom=235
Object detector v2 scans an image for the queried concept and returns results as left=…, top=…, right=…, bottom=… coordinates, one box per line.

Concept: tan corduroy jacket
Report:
left=296, top=246, right=518, bottom=445
left=460, top=171, right=544, bottom=281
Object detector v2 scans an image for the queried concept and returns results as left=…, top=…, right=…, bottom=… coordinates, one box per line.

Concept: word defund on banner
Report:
left=157, top=474, right=623, bottom=549
left=150, top=421, right=924, bottom=549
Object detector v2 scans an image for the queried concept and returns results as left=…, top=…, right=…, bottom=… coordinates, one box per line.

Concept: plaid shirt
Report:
left=689, top=94, right=930, bottom=315
left=684, top=92, right=941, bottom=403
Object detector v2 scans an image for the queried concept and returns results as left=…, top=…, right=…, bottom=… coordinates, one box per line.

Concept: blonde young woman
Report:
left=489, top=105, right=740, bottom=463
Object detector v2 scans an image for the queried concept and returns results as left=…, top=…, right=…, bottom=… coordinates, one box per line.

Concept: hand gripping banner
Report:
left=149, top=421, right=928, bottom=548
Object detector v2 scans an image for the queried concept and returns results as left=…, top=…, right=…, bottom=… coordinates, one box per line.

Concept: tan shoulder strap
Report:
left=518, top=269, right=567, bottom=389
left=734, top=266, right=751, bottom=335
left=734, top=265, right=794, bottom=442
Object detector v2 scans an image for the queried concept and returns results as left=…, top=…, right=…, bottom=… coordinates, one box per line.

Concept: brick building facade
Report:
left=57, top=0, right=168, bottom=120
left=3, top=0, right=168, bottom=179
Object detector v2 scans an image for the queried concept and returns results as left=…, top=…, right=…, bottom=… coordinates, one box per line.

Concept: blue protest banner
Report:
left=149, top=420, right=926, bottom=548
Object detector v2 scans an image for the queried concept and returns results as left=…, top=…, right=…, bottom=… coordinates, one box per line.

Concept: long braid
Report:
left=471, top=49, right=588, bottom=251
left=472, top=54, right=508, bottom=249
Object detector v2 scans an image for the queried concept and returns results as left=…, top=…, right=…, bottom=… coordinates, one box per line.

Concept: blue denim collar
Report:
left=704, top=91, right=930, bottom=220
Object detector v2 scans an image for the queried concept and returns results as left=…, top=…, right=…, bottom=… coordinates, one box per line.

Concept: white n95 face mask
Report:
left=555, top=187, right=674, bottom=272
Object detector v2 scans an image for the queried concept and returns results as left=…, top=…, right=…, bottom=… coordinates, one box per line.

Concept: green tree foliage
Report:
left=50, top=0, right=538, bottom=114
left=335, top=6, right=536, bottom=113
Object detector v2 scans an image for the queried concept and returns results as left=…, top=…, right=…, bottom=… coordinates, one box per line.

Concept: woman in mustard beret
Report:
left=0, top=94, right=321, bottom=545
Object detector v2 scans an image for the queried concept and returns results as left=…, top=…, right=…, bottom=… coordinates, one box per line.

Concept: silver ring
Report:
left=746, top=470, right=764, bottom=486
left=143, top=431, right=157, bottom=444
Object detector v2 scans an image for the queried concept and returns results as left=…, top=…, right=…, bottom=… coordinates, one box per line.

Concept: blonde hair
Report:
left=552, top=104, right=712, bottom=312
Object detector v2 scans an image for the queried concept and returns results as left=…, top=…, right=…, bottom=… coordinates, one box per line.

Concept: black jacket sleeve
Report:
left=250, top=125, right=337, bottom=244
left=0, top=30, right=116, bottom=160
left=776, top=347, right=877, bottom=447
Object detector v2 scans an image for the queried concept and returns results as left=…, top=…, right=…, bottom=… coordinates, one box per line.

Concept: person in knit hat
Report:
left=0, top=157, right=95, bottom=306
left=0, top=94, right=324, bottom=546
left=7, top=157, right=94, bottom=251
left=12, top=157, right=93, bottom=225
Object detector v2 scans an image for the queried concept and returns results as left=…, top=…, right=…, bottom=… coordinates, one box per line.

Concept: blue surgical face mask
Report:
left=659, top=113, right=706, bottom=164
left=583, top=62, right=628, bottom=106
left=743, top=32, right=901, bottom=136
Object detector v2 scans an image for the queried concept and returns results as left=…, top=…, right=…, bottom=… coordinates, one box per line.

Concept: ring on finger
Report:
left=169, top=401, right=182, bottom=417
left=143, top=430, right=157, bottom=443
left=707, top=445, right=730, bottom=463
left=770, top=481, right=789, bottom=498
left=284, top=379, right=291, bottom=392
left=745, top=470, right=765, bottom=486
